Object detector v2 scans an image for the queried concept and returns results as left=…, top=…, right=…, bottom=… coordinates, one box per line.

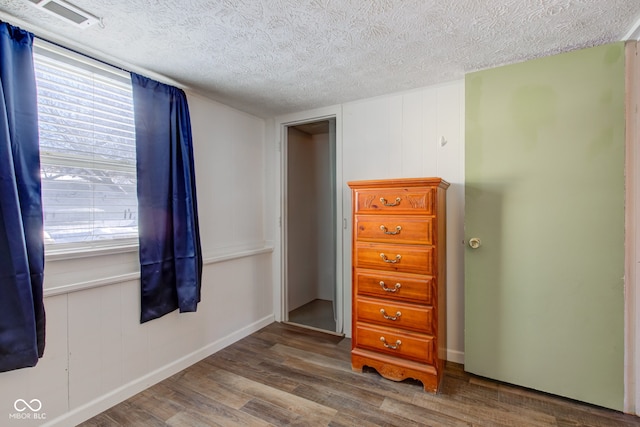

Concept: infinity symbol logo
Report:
left=14, top=399, right=42, bottom=412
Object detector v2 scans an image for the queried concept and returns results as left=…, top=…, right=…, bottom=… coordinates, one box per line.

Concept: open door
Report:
left=464, top=44, right=625, bottom=410
left=283, top=118, right=342, bottom=334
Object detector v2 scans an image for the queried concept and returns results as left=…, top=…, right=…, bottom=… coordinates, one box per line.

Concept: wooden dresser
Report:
left=348, top=177, right=449, bottom=392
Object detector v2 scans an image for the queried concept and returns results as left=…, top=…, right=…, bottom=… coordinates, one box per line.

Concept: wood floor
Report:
left=80, top=322, right=640, bottom=426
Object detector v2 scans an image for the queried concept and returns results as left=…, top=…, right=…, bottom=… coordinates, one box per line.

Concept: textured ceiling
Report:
left=1, top=0, right=639, bottom=118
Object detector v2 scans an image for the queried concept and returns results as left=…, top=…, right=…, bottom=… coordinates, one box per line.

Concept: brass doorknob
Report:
left=469, top=238, right=481, bottom=249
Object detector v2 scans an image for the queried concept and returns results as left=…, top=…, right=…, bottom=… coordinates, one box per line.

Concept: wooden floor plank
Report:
left=422, top=376, right=559, bottom=426
left=261, top=350, right=420, bottom=408
left=83, top=400, right=167, bottom=426
left=148, top=380, right=270, bottom=427
left=126, top=389, right=185, bottom=422
left=410, top=386, right=558, bottom=427
left=210, top=368, right=337, bottom=424
left=328, top=411, right=393, bottom=427
left=202, top=347, right=302, bottom=392
left=241, top=397, right=332, bottom=426
left=292, top=382, right=426, bottom=427
left=268, top=341, right=429, bottom=406
left=380, top=397, right=473, bottom=427
left=165, top=407, right=273, bottom=427
left=78, top=322, right=640, bottom=427
left=270, top=342, right=354, bottom=373
left=166, top=368, right=252, bottom=411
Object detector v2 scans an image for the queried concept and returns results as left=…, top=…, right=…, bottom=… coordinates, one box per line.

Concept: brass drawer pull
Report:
left=379, top=281, right=401, bottom=292
left=380, top=253, right=401, bottom=263
left=380, top=308, right=401, bottom=321
left=380, top=225, right=402, bottom=235
left=380, top=337, right=402, bottom=350
left=380, top=197, right=401, bottom=207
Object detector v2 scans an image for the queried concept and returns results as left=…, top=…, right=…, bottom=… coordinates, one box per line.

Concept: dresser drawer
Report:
left=355, top=269, right=434, bottom=304
left=354, top=242, right=433, bottom=275
left=353, top=187, right=434, bottom=215
left=355, top=215, right=433, bottom=245
left=356, top=297, right=434, bottom=334
left=354, top=323, right=434, bottom=364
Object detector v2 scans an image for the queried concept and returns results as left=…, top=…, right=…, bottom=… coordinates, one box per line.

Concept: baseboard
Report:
left=42, top=314, right=275, bottom=427
left=447, top=348, right=464, bottom=364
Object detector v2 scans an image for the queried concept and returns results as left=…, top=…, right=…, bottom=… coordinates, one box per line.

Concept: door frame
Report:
left=273, top=106, right=344, bottom=334
left=625, top=39, right=640, bottom=415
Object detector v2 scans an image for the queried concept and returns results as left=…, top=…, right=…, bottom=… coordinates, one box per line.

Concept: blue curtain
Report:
left=0, top=22, right=45, bottom=371
left=131, top=73, right=202, bottom=323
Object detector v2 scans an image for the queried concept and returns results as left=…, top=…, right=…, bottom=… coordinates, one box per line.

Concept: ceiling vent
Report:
left=27, top=0, right=101, bottom=29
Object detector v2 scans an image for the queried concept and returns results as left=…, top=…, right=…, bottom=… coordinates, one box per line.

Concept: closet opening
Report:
left=283, top=118, right=341, bottom=334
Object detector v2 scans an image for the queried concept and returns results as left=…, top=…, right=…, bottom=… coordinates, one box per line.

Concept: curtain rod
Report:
left=31, top=32, right=189, bottom=90
left=0, top=16, right=188, bottom=90
left=1, top=18, right=129, bottom=75
left=34, top=34, right=130, bottom=76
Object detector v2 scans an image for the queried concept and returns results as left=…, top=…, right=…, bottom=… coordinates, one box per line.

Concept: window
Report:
left=33, top=41, right=138, bottom=249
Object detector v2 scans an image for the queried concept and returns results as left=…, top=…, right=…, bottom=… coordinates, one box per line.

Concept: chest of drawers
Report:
left=348, top=177, right=448, bottom=392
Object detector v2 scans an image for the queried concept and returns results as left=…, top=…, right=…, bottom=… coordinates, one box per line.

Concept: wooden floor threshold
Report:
left=282, top=320, right=344, bottom=337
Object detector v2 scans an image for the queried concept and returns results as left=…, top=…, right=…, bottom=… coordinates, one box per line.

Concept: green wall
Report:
left=465, top=43, right=625, bottom=410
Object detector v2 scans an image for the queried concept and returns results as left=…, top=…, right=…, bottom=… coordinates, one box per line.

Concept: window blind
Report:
left=33, top=45, right=138, bottom=245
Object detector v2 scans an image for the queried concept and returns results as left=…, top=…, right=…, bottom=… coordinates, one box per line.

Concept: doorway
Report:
left=284, top=118, right=340, bottom=334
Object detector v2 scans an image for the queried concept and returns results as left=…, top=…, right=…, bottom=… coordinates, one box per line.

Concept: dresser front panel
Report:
left=356, top=296, right=434, bottom=334
left=354, top=242, right=433, bottom=275
left=354, top=188, right=434, bottom=215
left=355, top=323, right=435, bottom=364
left=354, top=215, right=434, bottom=245
left=355, top=269, right=434, bottom=305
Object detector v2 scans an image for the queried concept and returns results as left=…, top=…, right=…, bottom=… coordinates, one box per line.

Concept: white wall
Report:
left=1, top=92, right=273, bottom=427
left=313, top=132, right=336, bottom=302
left=341, top=80, right=465, bottom=362
left=270, top=80, right=465, bottom=361
left=286, top=129, right=335, bottom=310
left=287, top=127, right=320, bottom=310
